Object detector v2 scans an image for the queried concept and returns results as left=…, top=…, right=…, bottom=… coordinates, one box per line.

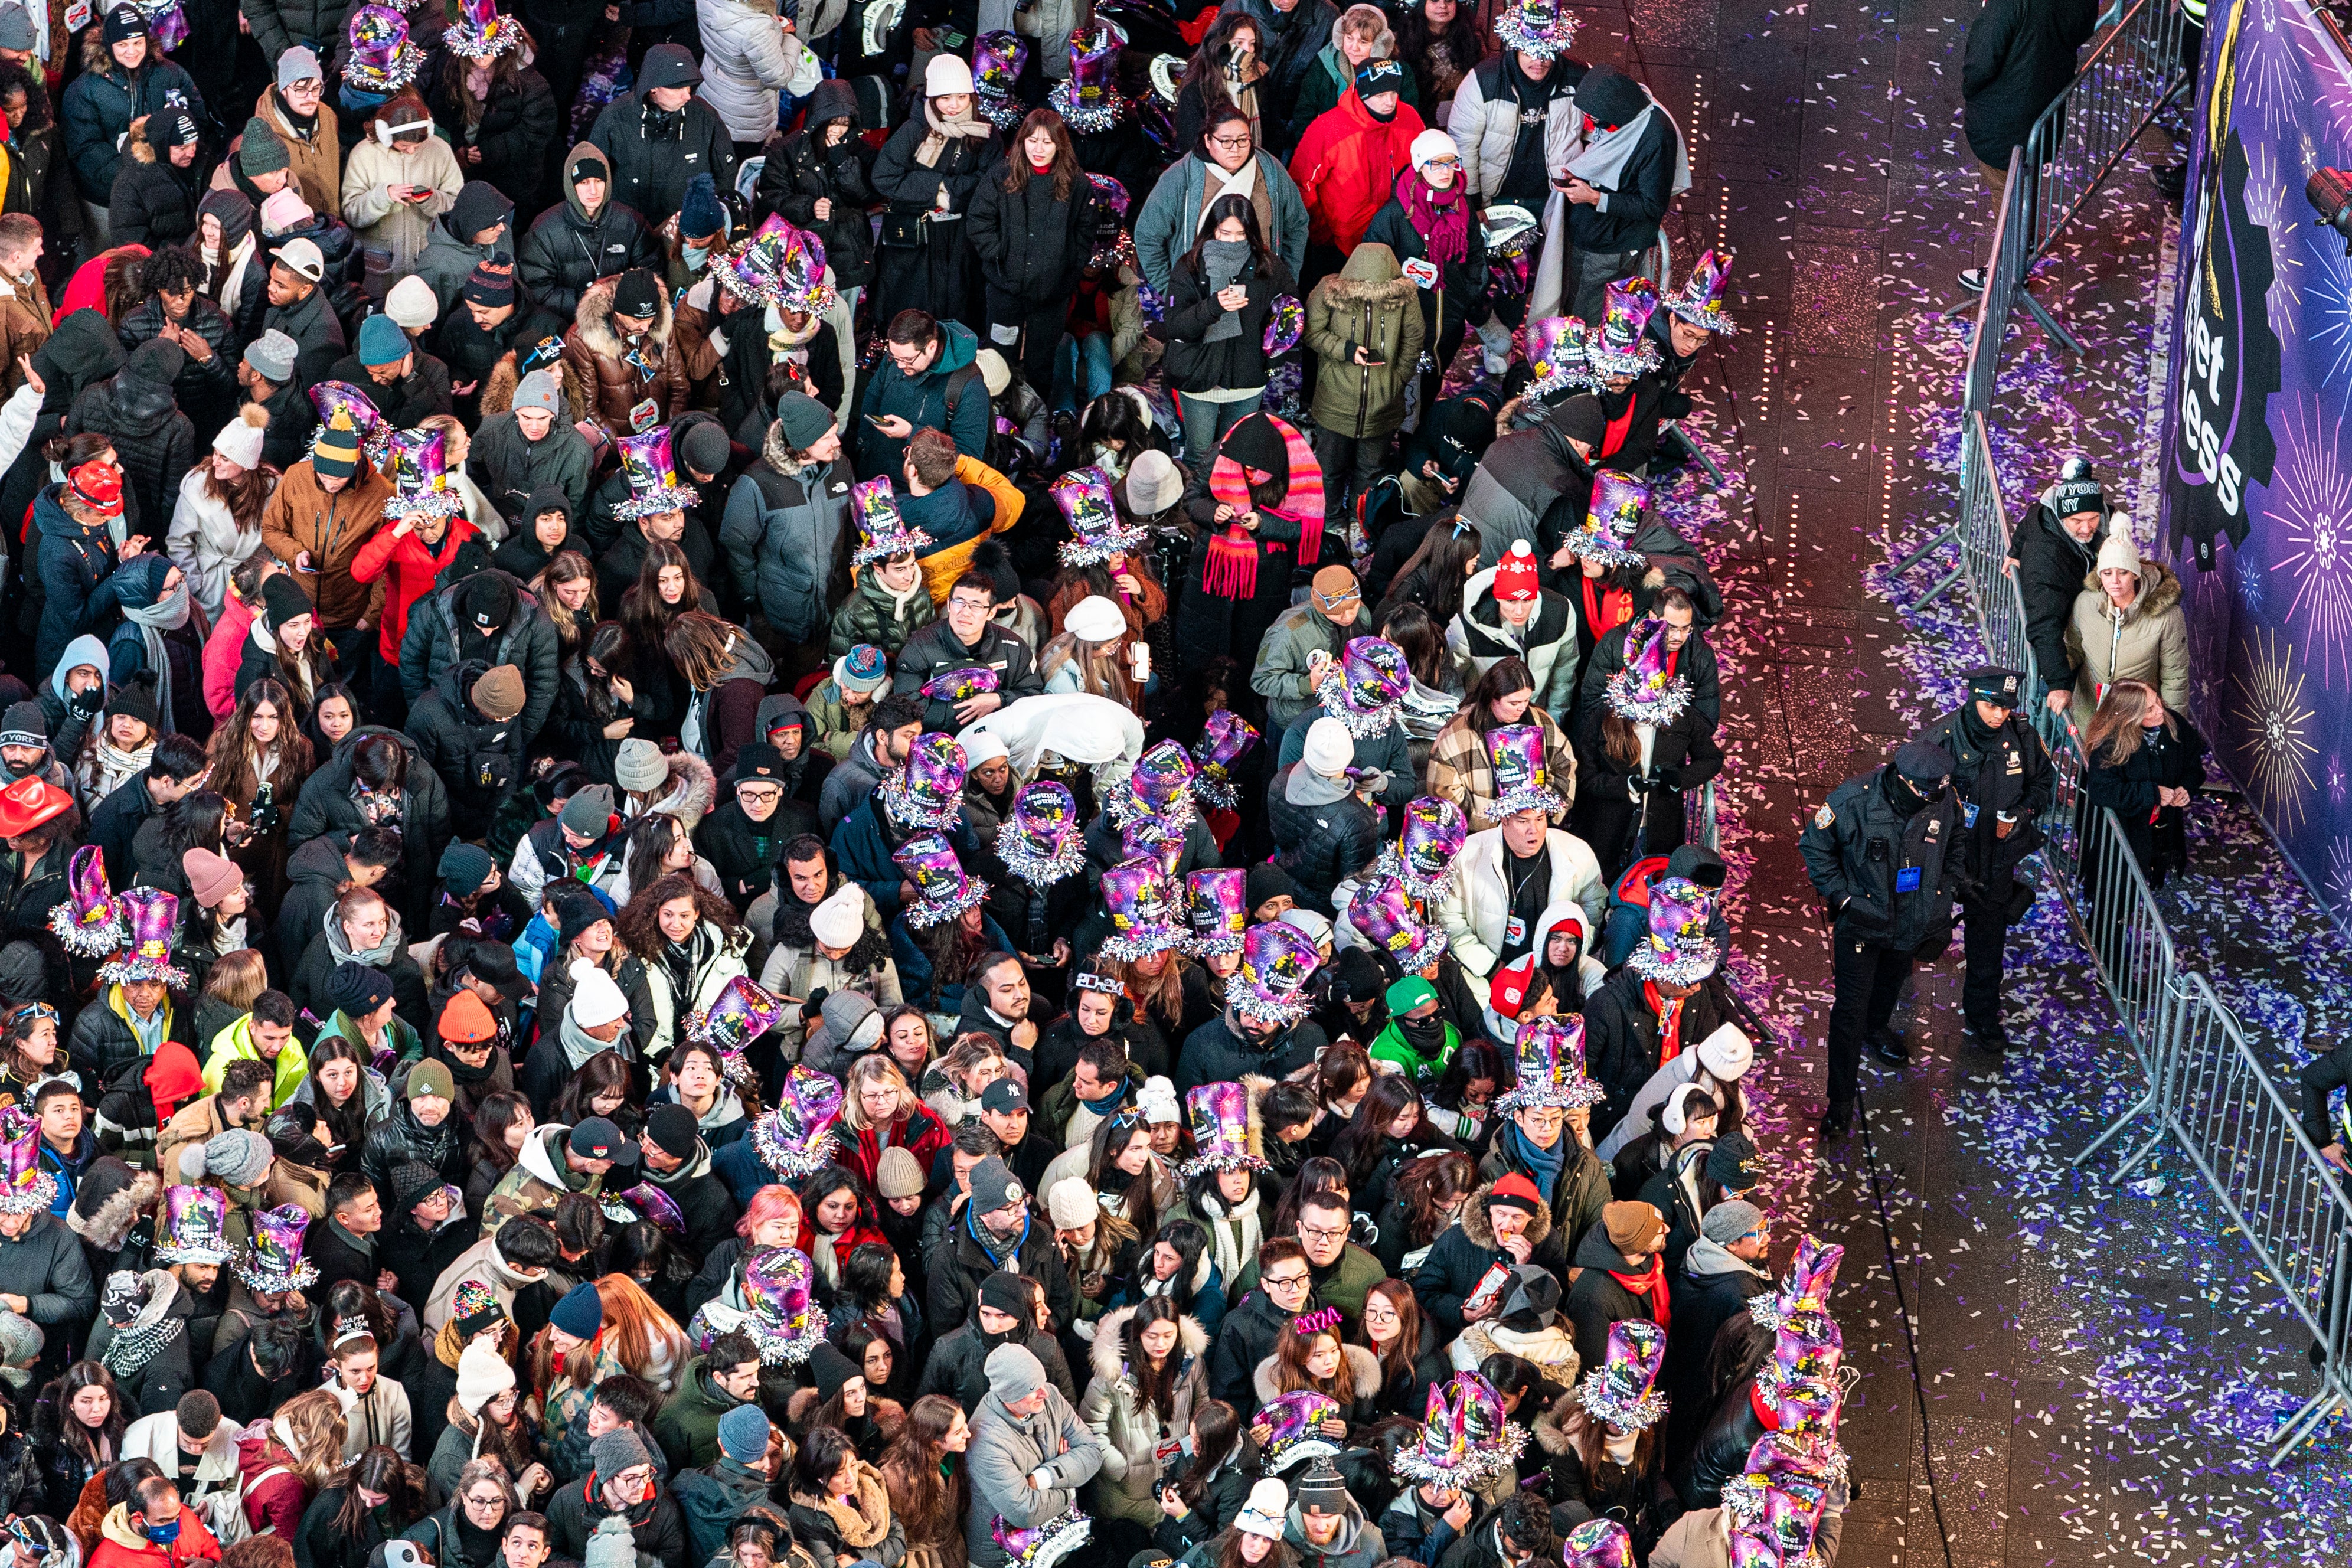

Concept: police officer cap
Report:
left=1893, top=741, right=1955, bottom=785
left=1965, top=667, right=2023, bottom=707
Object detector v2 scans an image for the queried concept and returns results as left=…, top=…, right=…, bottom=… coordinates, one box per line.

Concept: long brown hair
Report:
left=620, top=540, right=707, bottom=646
left=330, top=1447, right=419, bottom=1537
left=662, top=611, right=747, bottom=692
left=540, top=551, right=599, bottom=660
left=615, top=870, right=741, bottom=956
left=1395, top=1150, right=1476, bottom=1247
left=436, top=28, right=531, bottom=127
left=1465, top=656, right=1538, bottom=738
left=1270, top=1308, right=1350, bottom=1399
left=204, top=443, right=275, bottom=526
left=2085, top=677, right=2171, bottom=765
left=1355, top=1278, right=1423, bottom=1391
left=1105, top=950, right=1187, bottom=1030
left=880, top=1394, right=968, bottom=1542
left=1002, top=107, right=1082, bottom=200
left=207, top=677, right=316, bottom=810
left=1177, top=1401, right=1240, bottom=1508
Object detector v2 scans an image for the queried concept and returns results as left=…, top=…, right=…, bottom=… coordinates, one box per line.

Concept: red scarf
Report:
left=1608, top=1258, right=1670, bottom=1330
left=1581, top=576, right=1633, bottom=638
left=1600, top=397, right=1636, bottom=458
left=1643, top=980, right=1685, bottom=1067
left=1395, top=169, right=1468, bottom=272
left=1204, top=417, right=1327, bottom=600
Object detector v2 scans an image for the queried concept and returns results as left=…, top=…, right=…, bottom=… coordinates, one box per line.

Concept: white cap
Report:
left=809, top=887, right=865, bottom=950
left=566, top=957, right=629, bottom=1028
left=960, top=730, right=1009, bottom=768
left=1410, top=128, right=1459, bottom=170
left=1693, top=1023, right=1752, bottom=1080
left=386, top=275, right=439, bottom=329
left=212, top=404, right=267, bottom=470
left=1279, top=907, right=1333, bottom=946
left=1237, top=1479, right=1289, bottom=1540
left=1302, top=716, right=1354, bottom=777
left=926, top=53, right=975, bottom=96
left=1065, top=594, right=1125, bottom=642
left=275, top=237, right=326, bottom=282
left=1138, top=1074, right=1179, bottom=1124
left=1046, top=1177, right=1099, bottom=1230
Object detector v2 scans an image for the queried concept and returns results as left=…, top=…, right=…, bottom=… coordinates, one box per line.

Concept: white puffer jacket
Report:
left=1437, top=828, right=1608, bottom=978
left=697, top=0, right=821, bottom=143
left=1448, top=55, right=1583, bottom=202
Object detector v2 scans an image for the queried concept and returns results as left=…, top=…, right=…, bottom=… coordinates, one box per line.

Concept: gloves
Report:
left=801, top=986, right=831, bottom=1022
left=68, top=685, right=102, bottom=719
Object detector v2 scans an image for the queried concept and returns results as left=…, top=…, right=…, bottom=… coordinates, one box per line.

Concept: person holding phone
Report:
left=1302, top=239, right=1422, bottom=519
left=342, top=91, right=462, bottom=300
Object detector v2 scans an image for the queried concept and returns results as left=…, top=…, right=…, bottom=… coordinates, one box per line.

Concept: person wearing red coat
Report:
left=87, top=1481, right=224, bottom=1568
left=348, top=500, right=481, bottom=710
left=798, top=1163, right=899, bottom=1299
left=1289, top=61, right=1427, bottom=262
left=838, top=1059, right=953, bottom=1198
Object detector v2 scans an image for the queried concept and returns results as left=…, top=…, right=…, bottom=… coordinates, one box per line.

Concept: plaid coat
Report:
left=1424, top=708, right=1580, bottom=831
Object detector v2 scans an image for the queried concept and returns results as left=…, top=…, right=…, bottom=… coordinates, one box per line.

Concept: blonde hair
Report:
left=202, top=949, right=270, bottom=1012
left=419, top=413, right=469, bottom=465
left=839, top=1056, right=913, bottom=1132
left=592, top=1273, right=688, bottom=1383
left=2085, top=677, right=2173, bottom=765
left=275, top=1388, right=349, bottom=1487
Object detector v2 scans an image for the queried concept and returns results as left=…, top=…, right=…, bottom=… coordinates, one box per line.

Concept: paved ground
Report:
left=1573, top=0, right=2352, bottom=1557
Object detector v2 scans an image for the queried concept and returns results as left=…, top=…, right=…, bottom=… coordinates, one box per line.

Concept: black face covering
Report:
left=1400, top=1011, right=1449, bottom=1050
left=1883, top=769, right=1929, bottom=817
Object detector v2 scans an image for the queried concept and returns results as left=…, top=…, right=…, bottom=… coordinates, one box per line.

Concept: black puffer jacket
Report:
left=1161, top=254, right=1296, bottom=396
left=286, top=724, right=455, bottom=923
left=59, top=30, right=211, bottom=201
left=966, top=157, right=1100, bottom=308
left=1267, top=767, right=1381, bottom=915
left=239, top=0, right=354, bottom=65
left=517, top=142, right=664, bottom=322
left=106, top=125, right=202, bottom=249
left=756, top=79, right=876, bottom=290
left=1579, top=965, right=1726, bottom=1144
left=2014, top=496, right=2103, bottom=691
left=323, top=352, right=456, bottom=429
left=359, top=1094, right=469, bottom=1203
left=427, top=68, right=561, bottom=226
left=407, top=663, right=530, bottom=839
left=117, top=294, right=241, bottom=431
left=66, top=363, right=195, bottom=530
left=397, top=569, right=564, bottom=747
left=1675, top=1371, right=1766, bottom=1510
left=587, top=92, right=736, bottom=228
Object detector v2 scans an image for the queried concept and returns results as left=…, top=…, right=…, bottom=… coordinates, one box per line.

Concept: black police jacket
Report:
left=1913, top=704, right=2055, bottom=904
left=1797, top=766, right=1961, bottom=954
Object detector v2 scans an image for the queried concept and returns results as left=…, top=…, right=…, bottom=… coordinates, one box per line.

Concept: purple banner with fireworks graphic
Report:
left=2160, top=0, right=2352, bottom=918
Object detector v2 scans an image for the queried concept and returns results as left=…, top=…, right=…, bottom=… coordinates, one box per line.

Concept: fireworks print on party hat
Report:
left=851, top=475, right=933, bottom=567
left=1119, top=813, right=1185, bottom=876
left=1495, top=0, right=1577, bottom=55
left=1099, top=857, right=1187, bottom=961
left=1559, top=1520, right=1634, bottom=1568
left=1050, top=19, right=1128, bottom=132
left=1351, top=874, right=1448, bottom=972
left=719, top=214, right=793, bottom=308
left=1315, top=636, right=1411, bottom=737
left=1177, top=1080, right=1266, bottom=1181
left=1190, top=710, right=1259, bottom=811
left=775, top=224, right=838, bottom=316
left=1527, top=316, right=1599, bottom=398
left=1231, top=920, right=1321, bottom=1026
left=894, top=833, right=989, bottom=928
left=1496, top=1015, right=1606, bottom=1112
left=878, top=731, right=968, bottom=832
left=101, top=888, right=188, bottom=989
left=1257, top=1390, right=1343, bottom=1472
left=235, top=1204, right=320, bottom=1292
left=687, top=974, right=789, bottom=1066
left=50, top=844, right=127, bottom=956
left=1112, top=740, right=1199, bottom=829
left=1749, top=1235, right=1845, bottom=1332
left=1665, top=248, right=1737, bottom=334
left=1487, top=723, right=1563, bottom=817
left=1627, top=876, right=1720, bottom=985
left=1264, top=295, right=1305, bottom=355
left=1721, top=1435, right=1838, bottom=1536
left=997, top=780, right=1086, bottom=885
left=132, top=0, right=188, bottom=52
left=0, top=1123, right=51, bottom=1216
left=729, top=1244, right=827, bottom=1364
left=153, top=1185, right=233, bottom=1265
left=344, top=4, right=426, bottom=93
left=1088, top=173, right=1130, bottom=219
left=1184, top=868, right=1248, bottom=959
left=1449, top=1369, right=1527, bottom=1476
left=1766, top=1374, right=1844, bottom=1446
left=750, top=1064, right=843, bottom=1178
left=1755, top=1316, right=1844, bottom=1405
left=1378, top=796, right=1468, bottom=900
left=1585, top=278, right=1665, bottom=377
left=384, top=427, right=466, bottom=521
left=612, top=1182, right=687, bottom=1234
left=1054, top=465, right=1147, bottom=567
left=1605, top=616, right=1693, bottom=726
left=992, top=1510, right=1092, bottom=1568
left=447, top=0, right=520, bottom=55
left=974, top=32, right=1031, bottom=127
left=1392, top=1380, right=1476, bottom=1487
left=615, top=427, right=702, bottom=522
left=1749, top=1483, right=1830, bottom=1568
left=308, top=381, right=392, bottom=469
left=1579, top=1319, right=1669, bottom=1429
left=919, top=666, right=999, bottom=705
left=1724, top=1533, right=1781, bottom=1568
left=1564, top=470, right=1649, bottom=567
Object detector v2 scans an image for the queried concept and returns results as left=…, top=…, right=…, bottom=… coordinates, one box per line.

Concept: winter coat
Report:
left=828, top=566, right=938, bottom=660
left=1219, top=0, right=1342, bottom=150
left=287, top=724, right=454, bottom=910
left=892, top=617, right=1046, bottom=733
left=543, top=1467, right=690, bottom=1568
left=2013, top=496, right=2103, bottom=690
left=1161, top=251, right=1295, bottom=397
left=32, top=485, right=128, bottom=674
left=1572, top=690, right=1723, bottom=880
left=1289, top=88, right=1425, bottom=253
left=1661, top=1239, right=1771, bottom=1456
left=1304, top=240, right=1423, bottom=438
left=1134, top=152, right=1312, bottom=296
left=1449, top=570, right=1579, bottom=714
left=60, top=34, right=210, bottom=202
left=1174, top=1014, right=1325, bottom=1099
left=2064, top=561, right=2189, bottom=715
left=1579, top=964, right=1726, bottom=1144
left=259, top=456, right=393, bottom=630
left=472, top=410, right=595, bottom=523
left=851, top=319, right=990, bottom=479
left=720, top=427, right=853, bottom=645
left=1249, top=600, right=1353, bottom=734
left=1268, top=765, right=1382, bottom=914
left=1360, top=183, right=1488, bottom=342
left=589, top=91, right=737, bottom=227
left=515, top=143, right=663, bottom=324
left=1560, top=1225, right=1664, bottom=1376
left=637, top=922, right=753, bottom=1062
left=1079, top=1306, right=1211, bottom=1525
left=162, top=426, right=268, bottom=625
left=867, top=110, right=1000, bottom=326
left=966, top=1384, right=1103, bottom=1568
left=2084, top=712, right=2207, bottom=886
left=349, top=516, right=482, bottom=665
left=1407, top=1178, right=1573, bottom=1340
left=263, top=275, right=350, bottom=393
left=1425, top=709, right=1580, bottom=832
left=1558, top=102, right=1679, bottom=257
left=1449, top=54, right=1580, bottom=204
left=695, top=0, right=811, bottom=144
left=1675, top=1377, right=1765, bottom=1511
left=342, top=136, right=463, bottom=282
left=1960, top=0, right=2099, bottom=165
left=928, top=1202, right=1078, bottom=1342
left=67, top=365, right=195, bottom=532
left=398, top=570, right=563, bottom=746
left=760, top=80, right=877, bottom=290
left=561, top=275, right=687, bottom=439
left=107, top=129, right=202, bottom=250
left=413, top=208, right=521, bottom=319
left=407, top=677, right=529, bottom=839
left=968, top=160, right=1100, bottom=308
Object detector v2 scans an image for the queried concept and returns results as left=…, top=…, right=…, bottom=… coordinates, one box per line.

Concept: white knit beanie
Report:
left=455, top=1338, right=515, bottom=1414
left=567, top=958, right=629, bottom=1029
left=809, top=887, right=865, bottom=950
left=1046, top=1177, right=1099, bottom=1230
left=1410, top=129, right=1459, bottom=171
left=213, top=404, right=268, bottom=470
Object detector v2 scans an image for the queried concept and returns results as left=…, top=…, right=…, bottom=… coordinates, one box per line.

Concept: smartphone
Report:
left=1361, top=354, right=1386, bottom=367
left=866, top=415, right=889, bottom=427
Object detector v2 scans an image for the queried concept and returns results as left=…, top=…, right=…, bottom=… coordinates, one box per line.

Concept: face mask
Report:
left=1883, top=770, right=1928, bottom=817
left=1179, top=1431, right=1195, bottom=1455
left=1602, top=1429, right=1639, bottom=1464
left=141, top=1520, right=182, bottom=1547
left=1400, top=1011, right=1448, bottom=1048
left=684, top=244, right=709, bottom=270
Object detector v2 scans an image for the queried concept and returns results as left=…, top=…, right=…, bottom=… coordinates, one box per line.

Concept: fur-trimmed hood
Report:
left=1089, top=1304, right=1210, bottom=1384
left=1252, top=1341, right=1383, bottom=1405
left=574, top=276, right=675, bottom=362
left=1457, top=1179, right=1555, bottom=1251
left=2079, top=559, right=2183, bottom=622
left=650, top=749, right=718, bottom=828
left=1530, top=1384, right=1585, bottom=1456
left=783, top=1384, right=907, bottom=1436
left=1449, top=1317, right=1581, bottom=1378
left=1319, top=241, right=1413, bottom=305
left=67, top=1166, right=161, bottom=1252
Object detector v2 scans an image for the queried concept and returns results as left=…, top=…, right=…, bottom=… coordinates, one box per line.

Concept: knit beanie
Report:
left=328, top=961, right=393, bottom=1018
left=644, top=1103, right=698, bottom=1161
left=455, top=1337, right=516, bottom=1412
left=203, top=1130, right=272, bottom=1187
left=1698, top=1198, right=1764, bottom=1246
left=716, top=1404, right=770, bottom=1464
left=873, top=1146, right=925, bottom=1201
left=584, top=1519, right=635, bottom=1568
left=566, top=958, right=628, bottom=1028
left=1046, top=1177, right=1098, bottom=1230
left=471, top=665, right=525, bottom=723
left=561, top=785, right=614, bottom=838
left=181, top=848, right=243, bottom=910
left=809, top=1342, right=858, bottom=1401
left=549, top=1281, right=603, bottom=1340
left=984, top=1343, right=1047, bottom=1404
left=239, top=116, right=290, bottom=176
left=450, top=1279, right=508, bottom=1340
left=978, top=1272, right=1030, bottom=1319
left=590, top=1426, right=651, bottom=1482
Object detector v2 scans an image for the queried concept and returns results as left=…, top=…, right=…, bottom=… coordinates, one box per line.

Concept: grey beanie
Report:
left=614, top=739, right=667, bottom=793
left=561, top=784, right=615, bottom=837
left=819, top=991, right=880, bottom=1054
left=202, top=1129, right=273, bottom=1187
left=1698, top=1198, right=1765, bottom=1246
left=590, top=1425, right=652, bottom=1481
left=0, top=1309, right=43, bottom=1367
left=985, top=1342, right=1047, bottom=1405
left=243, top=329, right=298, bottom=385
left=583, top=1518, right=636, bottom=1568
left=0, top=9, right=35, bottom=51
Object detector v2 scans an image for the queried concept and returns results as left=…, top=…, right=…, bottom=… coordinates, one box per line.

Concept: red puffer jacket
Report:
left=1289, top=89, right=1429, bottom=252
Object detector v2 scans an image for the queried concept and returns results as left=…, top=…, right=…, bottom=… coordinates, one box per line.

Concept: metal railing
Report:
left=2018, top=0, right=2192, bottom=269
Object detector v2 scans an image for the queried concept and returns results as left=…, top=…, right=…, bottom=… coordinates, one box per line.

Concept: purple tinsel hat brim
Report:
left=1605, top=669, right=1693, bottom=727
left=100, top=955, right=191, bottom=989
left=879, top=775, right=963, bottom=833
left=1315, top=669, right=1402, bottom=738
left=1098, top=922, right=1188, bottom=962
left=904, top=877, right=991, bottom=929
left=1047, top=78, right=1125, bottom=133
left=751, top=1113, right=838, bottom=1180
left=995, top=821, right=1086, bottom=886
left=1664, top=296, right=1736, bottom=334
left=1489, top=782, right=1564, bottom=818
left=1373, top=845, right=1458, bottom=903
left=345, top=45, right=426, bottom=93
left=446, top=15, right=518, bottom=55
left=50, top=902, right=125, bottom=959
left=0, top=1172, right=54, bottom=1216
left=1492, top=1072, right=1607, bottom=1114
left=1494, top=4, right=1577, bottom=54
left=384, top=489, right=467, bottom=522
left=615, top=482, right=701, bottom=522
left=234, top=1252, right=320, bottom=1293
left=1230, top=981, right=1312, bottom=1028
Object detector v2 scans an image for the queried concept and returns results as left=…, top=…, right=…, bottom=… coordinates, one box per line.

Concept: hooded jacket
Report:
left=483, top=1122, right=604, bottom=1235
left=472, top=409, right=596, bottom=524
left=86, top=1499, right=223, bottom=1568
left=517, top=143, right=663, bottom=322
left=1305, top=241, right=1423, bottom=439
left=343, top=130, right=463, bottom=278
left=32, top=484, right=128, bottom=674
left=762, top=79, right=876, bottom=289
left=589, top=87, right=736, bottom=226
left=1082, top=1306, right=1212, bottom=1525
left=2064, top=557, right=2188, bottom=715
left=489, top=486, right=576, bottom=582
left=1959, top=0, right=2099, bottom=164
left=1579, top=963, right=1728, bottom=1145
left=286, top=725, right=455, bottom=920
left=720, top=420, right=853, bottom=644
left=414, top=190, right=522, bottom=315
left=60, top=30, right=210, bottom=201
left=107, top=119, right=202, bottom=250
left=1409, top=1178, right=1574, bottom=1340
left=67, top=358, right=196, bottom=531
left=892, top=608, right=1046, bottom=733
left=1283, top=1491, right=1388, bottom=1568
left=969, top=155, right=1102, bottom=308
left=852, top=318, right=990, bottom=478
left=349, top=514, right=483, bottom=664
left=697, top=0, right=814, bottom=143
left=2014, top=494, right=2104, bottom=688
left=1289, top=87, right=1427, bottom=253
left=1451, top=568, right=1579, bottom=713
left=966, top=1381, right=1103, bottom=1568
left=397, top=567, right=563, bottom=747
left=561, top=273, right=688, bottom=439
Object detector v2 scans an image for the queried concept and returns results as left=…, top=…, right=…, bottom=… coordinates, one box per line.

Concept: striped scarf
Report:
left=1202, top=414, right=1326, bottom=600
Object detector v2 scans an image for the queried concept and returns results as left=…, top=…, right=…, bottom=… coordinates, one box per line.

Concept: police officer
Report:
left=1914, top=667, right=2053, bottom=1053
left=1798, top=741, right=1964, bottom=1138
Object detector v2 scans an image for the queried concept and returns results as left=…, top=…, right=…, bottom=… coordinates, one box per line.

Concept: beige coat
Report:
left=2064, top=561, right=2189, bottom=715
left=341, top=135, right=462, bottom=280
left=1080, top=1306, right=1211, bottom=1526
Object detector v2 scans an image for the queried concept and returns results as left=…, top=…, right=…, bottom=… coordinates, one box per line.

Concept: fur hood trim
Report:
left=661, top=750, right=718, bottom=829
left=1318, top=270, right=1417, bottom=308
left=1458, top=1180, right=1554, bottom=1251
left=576, top=278, right=675, bottom=361
left=2078, top=559, right=2183, bottom=620
left=127, top=118, right=157, bottom=163
left=785, top=1384, right=907, bottom=1435
left=1240, top=1074, right=1272, bottom=1161
left=1330, top=7, right=1396, bottom=58
left=1251, top=1342, right=1382, bottom=1405
left=764, top=418, right=809, bottom=475
left=1089, top=1304, right=1210, bottom=1382
left=67, top=1168, right=162, bottom=1251
left=82, top=24, right=119, bottom=74
left=1530, top=1386, right=1584, bottom=1456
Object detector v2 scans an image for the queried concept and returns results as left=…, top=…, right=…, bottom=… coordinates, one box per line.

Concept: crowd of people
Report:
left=0, top=0, right=1926, bottom=1566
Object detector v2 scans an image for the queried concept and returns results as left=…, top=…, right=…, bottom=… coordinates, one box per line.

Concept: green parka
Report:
left=1304, top=243, right=1424, bottom=441
left=827, top=564, right=939, bottom=660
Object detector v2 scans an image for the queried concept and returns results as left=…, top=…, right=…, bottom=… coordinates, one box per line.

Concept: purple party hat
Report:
left=734, top=1244, right=827, bottom=1364
left=1626, top=876, right=1720, bottom=985
left=50, top=844, right=126, bottom=956
left=154, top=1185, right=233, bottom=1265
left=234, top=1204, right=319, bottom=1292
left=997, top=780, right=1086, bottom=885
left=894, top=833, right=989, bottom=928
left=1048, top=19, right=1128, bottom=132
left=775, top=224, right=837, bottom=316
left=750, top=1064, right=843, bottom=1178
left=1450, top=1369, right=1527, bottom=1478
left=974, top=32, right=1031, bottom=126
left=1178, top=1080, right=1266, bottom=1181
left=614, top=427, right=701, bottom=521
left=1314, top=636, right=1410, bottom=737
left=1087, top=172, right=1131, bottom=218
left=1563, top=470, right=1648, bottom=567
left=991, top=1510, right=1092, bottom=1568
left=1111, top=739, right=1198, bottom=829
left=1118, top=814, right=1187, bottom=877
left=1377, top=796, right=1468, bottom=900
left=0, top=1124, right=52, bottom=1216
left=384, top=427, right=465, bottom=521
left=1392, top=1380, right=1476, bottom=1487
left=1665, top=249, right=1737, bottom=335
left=1099, top=857, right=1186, bottom=961
left=132, top=0, right=189, bottom=53
left=1190, top=709, right=1259, bottom=811
left=344, top=4, right=425, bottom=93
left=1750, top=1236, right=1846, bottom=1332
left=1559, top=1521, right=1634, bottom=1568
left=1527, top=316, right=1599, bottom=397
left=100, top=888, right=188, bottom=989
left=687, top=974, right=789, bottom=1055
left=720, top=214, right=794, bottom=308
left=1496, top=0, right=1577, bottom=54
left=1604, top=616, right=1694, bottom=726
left=612, top=1182, right=687, bottom=1235
left=1756, top=1317, right=1844, bottom=1404
left=1578, top=1319, right=1669, bottom=1429
left=1265, top=295, right=1305, bottom=356
left=919, top=666, right=1000, bottom=705
left=447, top=0, right=520, bottom=55
left=1487, top=723, right=1563, bottom=818
left=1256, top=1389, right=1342, bottom=1472
left=1723, top=1436, right=1838, bottom=1535
left=1054, top=465, right=1146, bottom=567
left=1350, top=874, right=1447, bottom=973
left=878, top=731, right=968, bottom=832
left=1184, top=868, right=1248, bottom=959
left=1585, top=278, right=1665, bottom=377
left=1768, top=1374, right=1844, bottom=1445
left=851, top=475, right=933, bottom=567
left=1495, top=1015, right=1606, bottom=1113
left=1231, top=921, right=1321, bottom=1026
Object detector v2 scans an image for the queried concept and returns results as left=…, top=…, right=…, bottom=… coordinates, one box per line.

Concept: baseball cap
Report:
left=569, top=1116, right=638, bottom=1162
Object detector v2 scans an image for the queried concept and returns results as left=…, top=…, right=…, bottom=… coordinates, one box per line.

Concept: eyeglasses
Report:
left=462, top=1494, right=505, bottom=1512
left=948, top=595, right=994, bottom=613
left=1296, top=1223, right=1347, bottom=1243
left=1264, top=1271, right=1311, bottom=1291
left=1209, top=135, right=1252, bottom=149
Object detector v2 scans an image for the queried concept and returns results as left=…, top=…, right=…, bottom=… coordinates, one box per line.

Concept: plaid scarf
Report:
left=1203, top=415, right=1325, bottom=600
